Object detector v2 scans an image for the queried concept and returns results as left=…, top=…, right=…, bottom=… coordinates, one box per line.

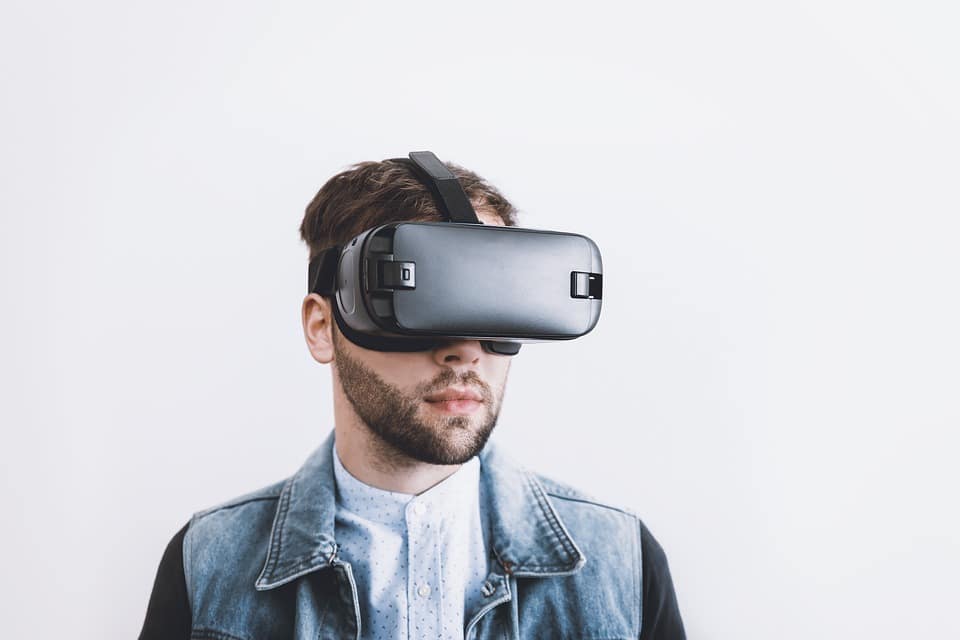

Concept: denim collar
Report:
left=255, top=430, right=586, bottom=590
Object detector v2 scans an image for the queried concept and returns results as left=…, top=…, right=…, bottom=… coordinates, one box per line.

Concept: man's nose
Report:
left=432, top=339, right=484, bottom=368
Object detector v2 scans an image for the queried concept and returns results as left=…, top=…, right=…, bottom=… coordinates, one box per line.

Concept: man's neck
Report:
left=332, top=395, right=463, bottom=496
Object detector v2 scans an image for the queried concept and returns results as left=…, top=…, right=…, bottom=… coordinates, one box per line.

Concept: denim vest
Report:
left=184, top=432, right=644, bottom=639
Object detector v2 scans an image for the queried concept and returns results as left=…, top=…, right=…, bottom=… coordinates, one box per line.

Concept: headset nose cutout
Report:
left=434, top=340, right=483, bottom=368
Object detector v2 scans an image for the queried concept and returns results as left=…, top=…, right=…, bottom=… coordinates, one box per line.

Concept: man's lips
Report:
left=424, top=386, right=484, bottom=403
left=424, top=386, right=485, bottom=414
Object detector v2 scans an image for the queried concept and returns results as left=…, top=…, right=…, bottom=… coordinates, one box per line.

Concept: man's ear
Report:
left=302, top=293, right=335, bottom=364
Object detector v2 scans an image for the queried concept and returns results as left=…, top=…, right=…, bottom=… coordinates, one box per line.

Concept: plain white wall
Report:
left=1, top=1, right=957, bottom=637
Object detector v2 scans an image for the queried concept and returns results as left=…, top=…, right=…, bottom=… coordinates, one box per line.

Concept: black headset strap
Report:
left=389, top=151, right=481, bottom=224
left=307, top=244, right=341, bottom=296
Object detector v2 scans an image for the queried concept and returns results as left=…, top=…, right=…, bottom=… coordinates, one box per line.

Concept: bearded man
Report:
left=138, top=155, right=686, bottom=640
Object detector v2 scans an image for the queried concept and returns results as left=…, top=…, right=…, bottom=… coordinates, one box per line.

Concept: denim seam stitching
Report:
left=544, top=491, right=640, bottom=518
left=198, top=495, right=280, bottom=518
left=193, top=487, right=284, bottom=520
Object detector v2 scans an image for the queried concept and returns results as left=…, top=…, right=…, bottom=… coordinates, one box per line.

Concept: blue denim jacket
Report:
left=183, top=431, right=650, bottom=639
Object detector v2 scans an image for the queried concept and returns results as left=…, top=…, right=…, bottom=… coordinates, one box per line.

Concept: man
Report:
left=139, top=156, right=686, bottom=639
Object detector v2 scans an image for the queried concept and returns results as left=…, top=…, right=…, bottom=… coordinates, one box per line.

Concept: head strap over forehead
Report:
left=389, top=151, right=481, bottom=224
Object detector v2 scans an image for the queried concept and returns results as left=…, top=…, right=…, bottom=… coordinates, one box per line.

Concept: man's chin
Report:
left=404, top=416, right=493, bottom=464
left=418, top=400, right=482, bottom=426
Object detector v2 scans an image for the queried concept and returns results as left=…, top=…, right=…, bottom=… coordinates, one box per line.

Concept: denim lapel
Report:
left=255, top=430, right=339, bottom=590
left=478, top=441, right=586, bottom=577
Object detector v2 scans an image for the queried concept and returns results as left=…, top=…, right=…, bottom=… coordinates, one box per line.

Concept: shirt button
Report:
left=412, top=502, right=427, bottom=516
left=417, top=583, right=431, bottom=597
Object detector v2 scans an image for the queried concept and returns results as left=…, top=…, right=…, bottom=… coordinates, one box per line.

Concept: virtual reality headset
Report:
left=307, top=151, right=603, bottom=356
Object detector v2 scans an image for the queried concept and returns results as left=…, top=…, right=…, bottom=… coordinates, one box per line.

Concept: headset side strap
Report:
left=307, top=245, right=342, bottom=295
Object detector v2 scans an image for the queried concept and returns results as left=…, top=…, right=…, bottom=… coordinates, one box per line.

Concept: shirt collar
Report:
left=255, top=429, right=585, bottom=591
left=331, top=437, right=481, bottom=527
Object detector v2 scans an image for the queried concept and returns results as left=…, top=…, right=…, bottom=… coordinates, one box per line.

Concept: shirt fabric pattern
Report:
left=332, top=441, right=490, bottom=639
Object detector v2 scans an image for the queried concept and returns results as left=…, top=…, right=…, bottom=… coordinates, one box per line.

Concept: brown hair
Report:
left=299, top=158, right=519, bottom=261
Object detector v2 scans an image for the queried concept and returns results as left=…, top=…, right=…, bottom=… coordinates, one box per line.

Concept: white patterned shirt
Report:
left=332, top=441, right=490, bottom=639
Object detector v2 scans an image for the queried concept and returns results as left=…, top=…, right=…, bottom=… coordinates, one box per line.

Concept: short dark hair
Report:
left=299, top=158, right=518, bottom=261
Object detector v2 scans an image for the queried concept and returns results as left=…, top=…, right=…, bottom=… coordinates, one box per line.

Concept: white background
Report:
left=1, top=1, right=958, bottom=638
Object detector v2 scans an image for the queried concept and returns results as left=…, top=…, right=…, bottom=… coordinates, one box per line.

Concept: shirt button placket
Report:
left=407, top=499, right=439, bottom=637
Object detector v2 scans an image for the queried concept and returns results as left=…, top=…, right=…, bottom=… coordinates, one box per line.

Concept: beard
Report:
left=332, top=331, right=507, bottom=466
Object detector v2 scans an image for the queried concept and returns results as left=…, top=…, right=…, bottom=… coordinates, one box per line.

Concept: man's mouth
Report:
left=424, top=386, right=485, bottom=415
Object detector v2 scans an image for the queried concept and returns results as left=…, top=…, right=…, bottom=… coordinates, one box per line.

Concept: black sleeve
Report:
left=639, top=521, right=686, bottom=640
left=139, top=522, right=192, bottom=640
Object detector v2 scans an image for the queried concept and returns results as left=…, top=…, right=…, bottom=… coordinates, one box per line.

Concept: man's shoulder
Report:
left=531, top=470, right=646, bottom=553
left=533, top=471, right=641, bottom=521
left=181, top=479, right=289, bottom=593
left=484, top=440, right=641, bottom=523
left=191, top=479, right=287, bottom=521
left=529, top=470, right=648, bottom=608
left=529, top=474, right=685, bottom=637
left=185, top=479, right=287, bottom=549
